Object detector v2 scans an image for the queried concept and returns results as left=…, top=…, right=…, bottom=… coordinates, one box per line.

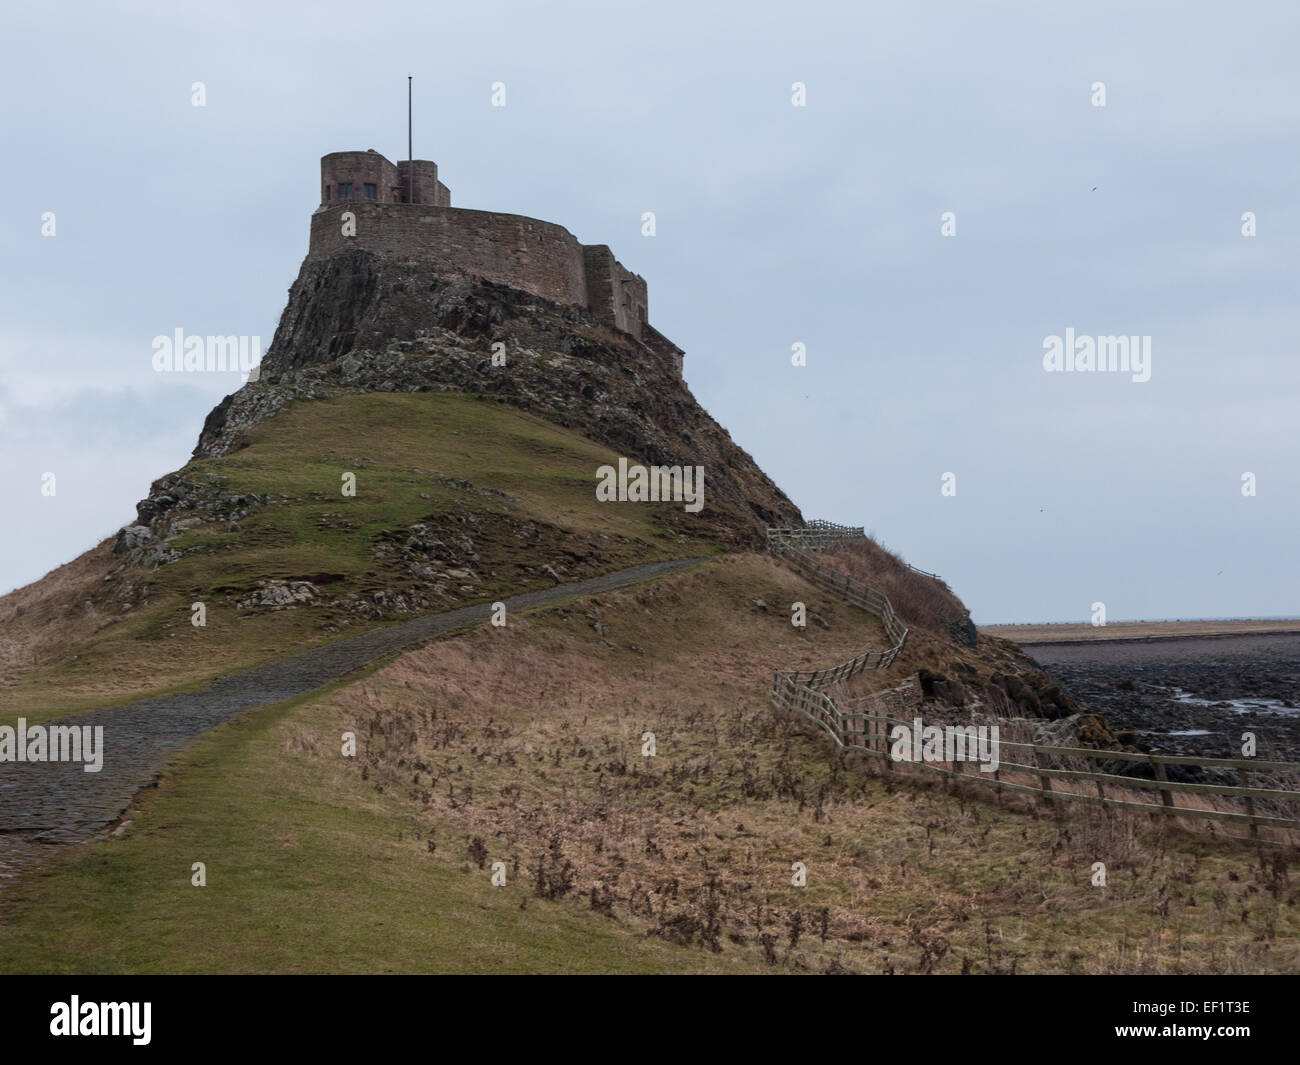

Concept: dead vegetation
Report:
left=0, top=540, right=118, bottom=677
left=820, top=539, right=969, bottom=636
left=296, top=554, right=1300, bottom=973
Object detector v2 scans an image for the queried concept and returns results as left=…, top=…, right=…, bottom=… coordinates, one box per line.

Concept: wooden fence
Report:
left=766, top=525, right=907, bottom=678
left=800, top=519, right=945, bottom=581
left=767, top=522, right=1300, bottom=846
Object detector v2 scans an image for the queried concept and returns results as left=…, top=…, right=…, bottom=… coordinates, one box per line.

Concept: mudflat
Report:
left=981, top=618, right=1300, bottom=644
left=1022, top=631, right=1300, bottom=763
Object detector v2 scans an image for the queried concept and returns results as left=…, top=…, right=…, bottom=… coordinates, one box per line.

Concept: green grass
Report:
left=0, top=627, right=748, bottom=975
left=3, top=392, right=735, bottom=725
left=3, top=557, right=1295, bottom=974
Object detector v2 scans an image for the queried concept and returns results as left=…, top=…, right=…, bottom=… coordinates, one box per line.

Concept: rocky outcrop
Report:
left=190, top=250, right=802, bottom=542
left=110, top=472, right=266, bottom=570
left=236, top=580, right=319, bottom=610
left=913, top=657, right=1081, bottom=722
left=946, top=616, right=978, bottom=647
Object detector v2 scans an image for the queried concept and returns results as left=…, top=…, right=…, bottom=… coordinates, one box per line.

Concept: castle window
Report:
left=325, top=185, right=330, bottom=201
left=339, top=182, right=353, bottom=198
left=364, top=183, right=377, bottom=199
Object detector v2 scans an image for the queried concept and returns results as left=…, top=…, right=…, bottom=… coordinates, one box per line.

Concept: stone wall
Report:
left=581, top=246, right=618, bottom=332
left=321, top=150, right=402, bottom=205
left=309, top=149, right=680, bottom=375
left=582, top=245, right=647, bottom=339
left=396, top=160, right=449, bottom=206
left=643, top=324, right=684, bottom=378
left=309, top=203, right=590, bottom=307
left=322, top=153, right=450, bottom=207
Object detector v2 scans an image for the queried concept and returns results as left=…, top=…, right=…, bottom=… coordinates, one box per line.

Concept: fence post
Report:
left=1151, top=755, right=1174, bottom=813
left=1034, top=746, right=1055, bottom=815
left=1239, top=767, right=1259, bottom=840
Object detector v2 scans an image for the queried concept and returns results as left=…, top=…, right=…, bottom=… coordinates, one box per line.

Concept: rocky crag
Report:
left=154, top=250, right=800, bottom=545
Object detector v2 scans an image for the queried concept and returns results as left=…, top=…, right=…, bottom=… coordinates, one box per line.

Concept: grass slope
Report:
left=2, top=556, right=1293, bottom=974
left=1, top=392, right=735, bottom=725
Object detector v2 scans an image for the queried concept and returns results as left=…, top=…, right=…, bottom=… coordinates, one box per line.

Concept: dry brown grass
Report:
left=0, top=539, right=117, bottom=677
left=288, top=554, right=1299, bottom=973
left=820, top=540, right=969, bottom=636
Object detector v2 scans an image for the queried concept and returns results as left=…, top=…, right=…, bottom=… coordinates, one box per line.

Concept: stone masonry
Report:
left=312, top=149, right=684, bottom=377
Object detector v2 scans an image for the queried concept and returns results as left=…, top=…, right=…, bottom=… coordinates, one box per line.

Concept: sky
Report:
left=1, top=0, right=1296, bottom=623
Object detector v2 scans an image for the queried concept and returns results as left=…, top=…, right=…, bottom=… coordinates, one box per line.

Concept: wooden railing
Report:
left=766, top=525, right=907, bottom=678
left=771, top=678, right=1300, bottom=843
left=767, top=522, right=1300, bottom=845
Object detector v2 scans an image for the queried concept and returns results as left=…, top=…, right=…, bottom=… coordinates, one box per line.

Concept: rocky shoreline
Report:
left=1024, top=632, right=1300, bottom=764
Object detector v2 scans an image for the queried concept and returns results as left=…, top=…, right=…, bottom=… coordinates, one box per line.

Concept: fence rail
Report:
left=767, top=521, right=1300, bottom=845
left=766, top=525, right=907, bottom=679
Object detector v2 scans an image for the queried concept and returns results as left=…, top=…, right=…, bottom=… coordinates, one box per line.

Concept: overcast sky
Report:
left=1, top=0, right=1296, bottom=623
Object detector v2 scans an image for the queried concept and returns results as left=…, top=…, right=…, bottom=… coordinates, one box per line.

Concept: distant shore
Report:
left=980, top=618, right=1300, bottom=645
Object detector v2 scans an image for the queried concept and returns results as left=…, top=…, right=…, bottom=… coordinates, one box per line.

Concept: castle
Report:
left=310, top=150, right=684, bottom=377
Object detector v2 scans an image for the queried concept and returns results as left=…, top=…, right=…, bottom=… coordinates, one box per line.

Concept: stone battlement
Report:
left=311, top=150, right=683, bottom=376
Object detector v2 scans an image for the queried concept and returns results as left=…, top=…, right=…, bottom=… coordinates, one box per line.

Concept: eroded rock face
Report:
left=236, top=580, right=318, bottom=610
left=131, top=474, right=262, bottom=539
left=190, top=251, right=803, bottom=543
left=103, top=248, right=801, bottom=625
left=112, top=526, right=154, bottom=554
left=109, top=472, right=267, bottom=572
left=912, top=653, right=1083, bottom=726
left=371, top=522, right=481, bottom=592
left=947, top=616, right=978, bottom=647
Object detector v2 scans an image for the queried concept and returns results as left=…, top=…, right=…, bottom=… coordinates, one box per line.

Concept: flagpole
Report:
left=407, top=76, right=413, bottom=204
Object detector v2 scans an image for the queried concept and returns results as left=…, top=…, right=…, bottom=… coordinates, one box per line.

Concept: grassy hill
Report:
left=0, top=392, right=739, bottom=725
left=3, top=556, right=1293, bottom=974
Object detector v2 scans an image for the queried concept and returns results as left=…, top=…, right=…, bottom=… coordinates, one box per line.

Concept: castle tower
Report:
left=308, top=148, right=681, bottom=378
left=320, top=150, right=450, bottom=206
left=395, top=160, right=451, bottom=206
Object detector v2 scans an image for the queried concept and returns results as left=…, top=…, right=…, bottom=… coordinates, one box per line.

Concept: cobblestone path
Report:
left=0, top=557, right=706, bottom=880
